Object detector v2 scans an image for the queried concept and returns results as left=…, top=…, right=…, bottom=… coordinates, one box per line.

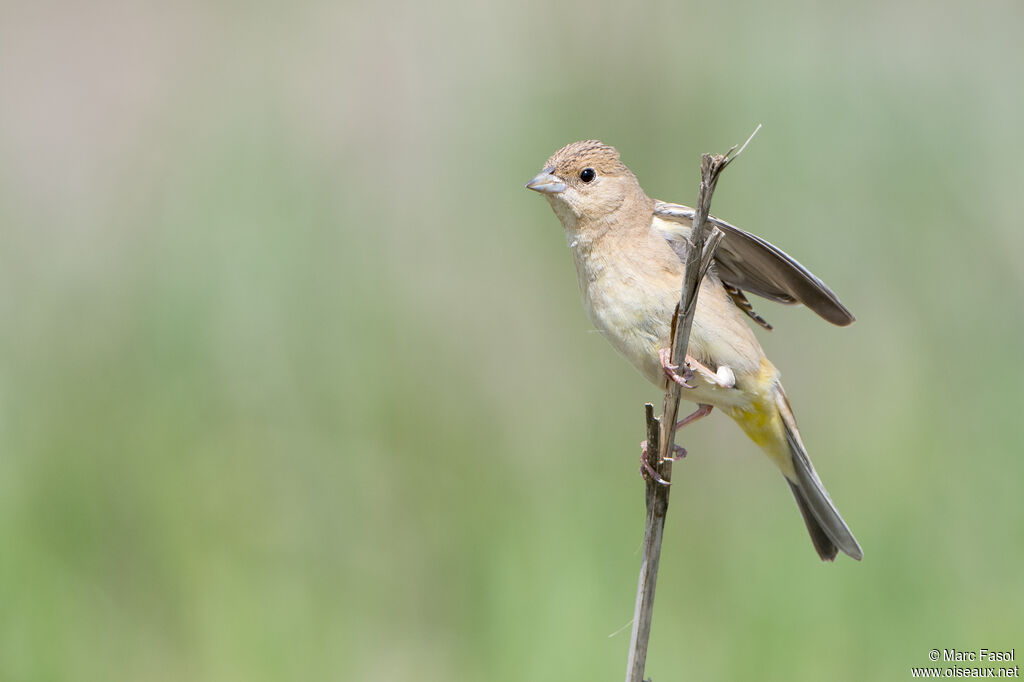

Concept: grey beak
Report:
left=525, top=168, right=566, bottom=194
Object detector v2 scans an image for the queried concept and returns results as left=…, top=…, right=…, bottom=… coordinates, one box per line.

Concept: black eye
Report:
left=579, top=168, right=596, bottom=183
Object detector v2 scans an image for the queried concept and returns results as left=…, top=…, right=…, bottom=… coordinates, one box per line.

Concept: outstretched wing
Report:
left=653, top=201, right=855, bottom=327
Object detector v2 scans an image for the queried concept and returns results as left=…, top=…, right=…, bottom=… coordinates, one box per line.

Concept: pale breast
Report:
left=577, top=231, right=679, bottom=385
left=570, top=217, right=772, bottom=406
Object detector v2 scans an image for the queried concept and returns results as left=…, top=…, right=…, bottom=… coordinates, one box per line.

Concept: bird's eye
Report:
left=579, top=168, right=596, bottom=183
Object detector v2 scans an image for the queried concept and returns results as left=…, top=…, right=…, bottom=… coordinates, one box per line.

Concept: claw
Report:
left=639, top=440, right=686, bottom=483
left=641, top=459, right=670, bottom=486
left=639, top=440, right=671, bottom=486
left=662, top=348, right=737, bottom=390
left=659, top=347, right=695, bottom=389
left=666, top=444, right=687, bottom=461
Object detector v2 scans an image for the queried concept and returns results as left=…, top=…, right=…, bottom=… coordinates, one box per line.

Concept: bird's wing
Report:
left=653, top=201, right=855, bottom=327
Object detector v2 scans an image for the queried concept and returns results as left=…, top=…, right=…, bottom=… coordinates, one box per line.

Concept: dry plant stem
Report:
left=625, top=126, right=759, bottom=682
left=625, top=404, right=665, bottom=681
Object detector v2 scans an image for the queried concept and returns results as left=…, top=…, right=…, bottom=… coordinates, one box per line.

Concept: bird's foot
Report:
left=659, top=347, right=695, bottom=388
left=671, top=352, right=737, bottom=390
left=640, top=440, right=687, bottom=485
left=665, top=443, right=688, bottom=461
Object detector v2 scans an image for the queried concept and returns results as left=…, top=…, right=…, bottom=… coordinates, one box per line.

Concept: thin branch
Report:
left=625, top=127, right=760, bottom=682
left=727, top=123, right=762, bottom=164
left=625, top=404, right=666, bottom=680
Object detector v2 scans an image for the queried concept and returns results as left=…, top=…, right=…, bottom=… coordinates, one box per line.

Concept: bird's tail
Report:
left=734, top=383, right=863, bottom=561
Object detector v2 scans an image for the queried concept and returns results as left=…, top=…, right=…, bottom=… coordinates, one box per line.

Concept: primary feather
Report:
left=653, top=202, right=856, bottom=327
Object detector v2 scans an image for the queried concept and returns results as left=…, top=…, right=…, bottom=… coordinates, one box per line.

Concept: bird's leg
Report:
left=659, top=348, right=736, bottom=389
left=659, top=347, right=695, bottom=388
left=674, top=403, right=713, bottom=431
left=640, top=404, right=711, bottom=485
left=680, top=355, right=737, bottom=389
left=639, top=439, right=687, bottom=485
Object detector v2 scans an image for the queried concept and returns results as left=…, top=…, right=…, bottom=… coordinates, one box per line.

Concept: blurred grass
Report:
left=1, top=0, right=1022, bottom=680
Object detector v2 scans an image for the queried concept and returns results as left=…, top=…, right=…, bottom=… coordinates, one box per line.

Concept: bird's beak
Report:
left=525, top=168, right=566, bottom=194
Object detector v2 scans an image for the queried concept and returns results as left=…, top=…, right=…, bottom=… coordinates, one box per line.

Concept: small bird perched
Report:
left=526, top=140, right=862, bottom=561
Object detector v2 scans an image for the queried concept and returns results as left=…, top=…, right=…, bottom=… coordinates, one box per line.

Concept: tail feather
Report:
left=775, top=389, right=863, bottom=561
left=787, top=480, right=838, bottom=561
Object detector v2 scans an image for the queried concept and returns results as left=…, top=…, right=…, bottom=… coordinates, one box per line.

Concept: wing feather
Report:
left=653, top=201, right=855, bottom=327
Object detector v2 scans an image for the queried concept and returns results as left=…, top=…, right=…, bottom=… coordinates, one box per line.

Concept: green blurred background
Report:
left=1, top=1, right=1021, bottom=680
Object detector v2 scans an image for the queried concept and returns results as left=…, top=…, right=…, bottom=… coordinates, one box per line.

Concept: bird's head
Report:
left=526, top=140, right=647, bottom=233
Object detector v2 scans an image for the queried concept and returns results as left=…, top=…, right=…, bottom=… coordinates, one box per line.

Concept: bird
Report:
left=525, top=139, right=862, bottom=561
